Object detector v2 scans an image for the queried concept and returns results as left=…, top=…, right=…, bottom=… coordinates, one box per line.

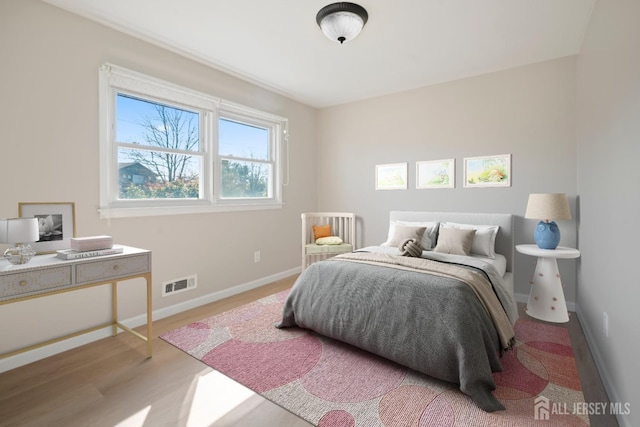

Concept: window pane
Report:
left=116, top=94, right=200, bottom=151
left=219, top=118, right=268, bottom=160
left=221, top=159, right=270, bottom=198
left=118, top=148, right=201, bottom=199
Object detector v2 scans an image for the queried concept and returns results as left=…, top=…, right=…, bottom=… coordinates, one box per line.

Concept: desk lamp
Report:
left=525, top=193, right=571, bottom=249
left=0, top=218, right=40, bottom=265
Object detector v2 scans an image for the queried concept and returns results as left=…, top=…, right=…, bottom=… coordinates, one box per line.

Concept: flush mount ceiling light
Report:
left=316, top=2, right=368, bottom=44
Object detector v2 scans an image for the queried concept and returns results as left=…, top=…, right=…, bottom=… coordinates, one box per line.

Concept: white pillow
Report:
left=315, top=236, right=344, bottom=245
left=440, top=222, right=500, bottom=259
left=382, top=221, right=439, bottom=250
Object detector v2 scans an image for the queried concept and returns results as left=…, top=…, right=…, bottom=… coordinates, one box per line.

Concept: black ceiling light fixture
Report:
left=316, top=2, right=369, bottom=44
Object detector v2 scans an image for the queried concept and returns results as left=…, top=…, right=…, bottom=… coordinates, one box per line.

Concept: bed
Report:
left=277, top=211, right=518, bottom=412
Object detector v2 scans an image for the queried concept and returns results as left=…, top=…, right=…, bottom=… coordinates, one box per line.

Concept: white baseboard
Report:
left=151, top=267, right=300, bottom=322
left=0, top=267, right=300, bottom=374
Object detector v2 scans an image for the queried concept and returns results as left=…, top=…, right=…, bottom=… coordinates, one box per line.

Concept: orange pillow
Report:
left=313, top=224, right=331, bottom=240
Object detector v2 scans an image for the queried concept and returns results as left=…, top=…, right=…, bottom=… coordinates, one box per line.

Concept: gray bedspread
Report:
left=277, top=250, right=516, bottom=412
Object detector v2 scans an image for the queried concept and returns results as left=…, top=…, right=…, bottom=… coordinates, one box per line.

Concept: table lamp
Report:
left=0, top=218, right=40, bottom=265
left=524, top=193, right=571, bottom=249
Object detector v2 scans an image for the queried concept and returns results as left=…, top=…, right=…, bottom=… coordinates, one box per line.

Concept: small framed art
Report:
left=375, top=163, right=408, bottom=190
left=416, top=159, right=455, bottom=189
left=18, top=202, right=77, bottom=254
left=463, top=154, right=511, bottom=188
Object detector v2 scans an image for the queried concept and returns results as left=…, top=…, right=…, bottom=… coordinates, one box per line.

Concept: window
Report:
left=219, top=116, right=273, bottom=199
left=99, top=64, right=287, bottom=218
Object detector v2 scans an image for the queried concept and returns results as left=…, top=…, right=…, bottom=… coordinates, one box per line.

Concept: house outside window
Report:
left=99, top=64, right=287, bottom=218
left=118, top=162, right=158, bottom=188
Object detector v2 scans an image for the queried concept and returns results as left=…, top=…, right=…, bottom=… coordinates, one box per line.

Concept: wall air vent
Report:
left=162, top=274, right=197, bottom=296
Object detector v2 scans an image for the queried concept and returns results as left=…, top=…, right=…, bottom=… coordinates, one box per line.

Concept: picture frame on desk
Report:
left=18, top=202, right=76, bottom=254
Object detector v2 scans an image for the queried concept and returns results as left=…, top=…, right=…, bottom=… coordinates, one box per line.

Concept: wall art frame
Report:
left=463, top=154, right=511, bottom=188
left=375, top=163, right=408, bottom=190
left=18, top=202, right=77, bottom=254
left=416, top=159, right=455, bottom=189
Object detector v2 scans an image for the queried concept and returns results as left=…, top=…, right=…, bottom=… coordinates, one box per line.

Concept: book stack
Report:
left=56, top=235, right=123, bottom=260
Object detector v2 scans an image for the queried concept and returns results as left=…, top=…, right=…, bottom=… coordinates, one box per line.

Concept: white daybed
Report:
left=301, top=212, right=355, bottom=270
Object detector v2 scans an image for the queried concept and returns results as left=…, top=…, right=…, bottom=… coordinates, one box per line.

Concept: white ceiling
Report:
left=43, top=0, right=596, bottom=108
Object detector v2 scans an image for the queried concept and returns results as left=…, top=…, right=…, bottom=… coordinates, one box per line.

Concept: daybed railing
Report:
left=301, top=212, right=355, bottom=270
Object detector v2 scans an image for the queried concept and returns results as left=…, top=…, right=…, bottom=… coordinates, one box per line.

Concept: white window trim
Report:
left=98, top=63, right=287, bottom=219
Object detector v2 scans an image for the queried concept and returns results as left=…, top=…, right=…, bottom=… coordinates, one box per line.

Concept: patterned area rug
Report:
left=160, top=290, right=589, bottom=426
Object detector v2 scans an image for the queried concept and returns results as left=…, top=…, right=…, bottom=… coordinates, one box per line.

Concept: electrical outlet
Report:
left=603, top=312, right=609, bottom=337
left=254, top=251, right=261, bottom=263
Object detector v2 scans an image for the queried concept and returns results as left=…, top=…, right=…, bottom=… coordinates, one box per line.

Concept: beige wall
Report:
left=317, top=56, right=579, bottom=300
left=577, top=1, right=640, bottom=426
left=0, top=0, right=317, bottom=361
left=4, top=6, right=637, bottom=423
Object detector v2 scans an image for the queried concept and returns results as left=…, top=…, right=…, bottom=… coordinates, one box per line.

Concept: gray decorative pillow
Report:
left=434, top=227, right=476, bottom=256
left=385, top=225, right=426, bottom=248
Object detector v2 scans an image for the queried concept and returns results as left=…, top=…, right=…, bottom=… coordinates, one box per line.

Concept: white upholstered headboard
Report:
left=389, top=211, right=514, bottom=273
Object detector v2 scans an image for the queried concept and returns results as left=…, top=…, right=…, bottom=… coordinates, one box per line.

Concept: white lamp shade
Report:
left=525, top=193, right=571, bottom=221
left=320, top=11, right=365, bottom=43
left=0, top=218, right=40, bottom=244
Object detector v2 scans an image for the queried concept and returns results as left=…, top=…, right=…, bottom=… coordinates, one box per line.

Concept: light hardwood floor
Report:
left=0, top=275, right=618, bottom=427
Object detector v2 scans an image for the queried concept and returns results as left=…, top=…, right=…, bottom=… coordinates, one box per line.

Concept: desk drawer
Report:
left=0, top=266, right=73, bottom=301
left=76, top=254, right=150, bottom=284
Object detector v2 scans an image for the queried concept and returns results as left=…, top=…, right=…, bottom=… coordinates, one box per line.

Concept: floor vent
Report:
left=162, top=274, right=197, bottom=296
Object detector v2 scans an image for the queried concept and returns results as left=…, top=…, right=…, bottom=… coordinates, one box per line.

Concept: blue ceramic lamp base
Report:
left=534, top=220, right=561, bottom=249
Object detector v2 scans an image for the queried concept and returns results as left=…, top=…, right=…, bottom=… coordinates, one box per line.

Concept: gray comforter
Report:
left=277, top=249, right=516, bottom=412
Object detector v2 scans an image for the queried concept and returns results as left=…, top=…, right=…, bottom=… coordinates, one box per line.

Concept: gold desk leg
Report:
left=145, top=272, right=153, bottom=358
left=112, top=281, right=118, bottom=337
left=111, top=274, right=152, bottom=357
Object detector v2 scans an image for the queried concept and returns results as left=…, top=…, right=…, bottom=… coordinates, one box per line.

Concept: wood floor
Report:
left=0, top=275, right=618, bottom=427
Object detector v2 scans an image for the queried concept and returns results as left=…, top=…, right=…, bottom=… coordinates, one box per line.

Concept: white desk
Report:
left=0, top=245, right=152, bottom=359
left=516, top=244, right=580, bottom=323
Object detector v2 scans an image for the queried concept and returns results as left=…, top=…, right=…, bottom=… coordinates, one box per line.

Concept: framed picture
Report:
left=463, top=154, right=511, bottom=188
left=18, top=202, right=76, bottom=254
left=416, top=159, right=455, bottom=189
left=375, top=163, right=408, bottom=190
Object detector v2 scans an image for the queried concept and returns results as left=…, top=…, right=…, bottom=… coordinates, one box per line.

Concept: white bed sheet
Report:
left=472, top=253, right=507, bottom=277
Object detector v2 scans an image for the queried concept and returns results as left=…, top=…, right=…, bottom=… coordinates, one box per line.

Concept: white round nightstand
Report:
left=516, top=244, right=580, bottom=323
